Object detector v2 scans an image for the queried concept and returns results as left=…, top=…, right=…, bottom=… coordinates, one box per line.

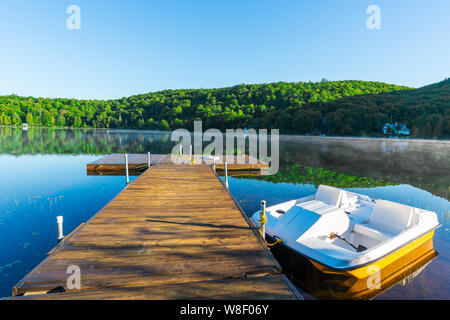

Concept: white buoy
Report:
left=224, top=160, right=228, bottom=189
left=57, top=216, right=64, bottom=241
left=125, top=154, right=129, bottom=184
left=147, top=152, right=151, bottom=168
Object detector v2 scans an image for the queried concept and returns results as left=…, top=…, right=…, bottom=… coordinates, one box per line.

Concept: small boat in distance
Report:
left=251, top=185, right=440, bottom=287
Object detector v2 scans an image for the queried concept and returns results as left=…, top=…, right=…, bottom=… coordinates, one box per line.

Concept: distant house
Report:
left=382, top=122, right=410, bottom=136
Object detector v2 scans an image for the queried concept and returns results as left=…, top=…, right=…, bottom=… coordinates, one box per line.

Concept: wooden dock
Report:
left=8, top=164, right=301, bottom=300
left=86, top=153, right=269, bottom=174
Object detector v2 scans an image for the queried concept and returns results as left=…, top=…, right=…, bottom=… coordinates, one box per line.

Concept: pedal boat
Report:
left=251, top=185, right=440, bottom=281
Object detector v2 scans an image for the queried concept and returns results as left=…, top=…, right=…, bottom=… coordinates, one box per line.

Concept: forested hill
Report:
left=295, top=79, right=450, bottom=137
left=0, top=79, right=448, bottom=137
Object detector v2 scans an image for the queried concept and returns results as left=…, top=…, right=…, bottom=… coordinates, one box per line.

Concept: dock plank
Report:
left=9, top=275, right=301, bottom=300
left=10, top=164, right=299, bottom=299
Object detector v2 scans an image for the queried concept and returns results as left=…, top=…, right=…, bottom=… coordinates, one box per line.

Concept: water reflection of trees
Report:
left=276, top=137, right=450, bottom=200
left=236, top=137, right=449, bottom=200
left=240, top=163, right=397, bottom=188
left=0, top=127, right=175, bottom=155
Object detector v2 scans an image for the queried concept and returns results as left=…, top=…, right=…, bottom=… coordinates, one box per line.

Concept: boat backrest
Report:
left=369, top=199, right=413, bottom=234
left=339, top=191, right=358, bottom=210
left=315, top=185, right=343, bottom=207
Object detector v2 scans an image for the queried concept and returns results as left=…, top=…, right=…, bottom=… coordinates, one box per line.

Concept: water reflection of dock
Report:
left=7, top=162, right=300, bottom=300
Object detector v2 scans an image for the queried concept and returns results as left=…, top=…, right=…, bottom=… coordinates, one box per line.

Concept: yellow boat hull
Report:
left=268, top=231, right=437, bottom=299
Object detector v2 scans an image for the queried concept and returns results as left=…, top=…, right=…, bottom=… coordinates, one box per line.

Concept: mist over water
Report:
left=0, top=128, right=448, bottom=299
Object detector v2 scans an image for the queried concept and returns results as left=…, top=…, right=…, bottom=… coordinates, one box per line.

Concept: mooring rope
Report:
left=258, top=209, right=283, bottom=247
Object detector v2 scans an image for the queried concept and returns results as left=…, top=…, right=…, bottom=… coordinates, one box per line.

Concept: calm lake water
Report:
left=0, top=127, right=448, bottom=299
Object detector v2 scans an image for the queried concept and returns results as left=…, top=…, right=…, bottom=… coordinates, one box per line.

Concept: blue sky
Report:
left=1, top=0, right=449, bottom=99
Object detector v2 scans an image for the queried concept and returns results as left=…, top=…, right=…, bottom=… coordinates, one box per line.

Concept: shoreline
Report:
left=1, top=125, right=449, bottom=143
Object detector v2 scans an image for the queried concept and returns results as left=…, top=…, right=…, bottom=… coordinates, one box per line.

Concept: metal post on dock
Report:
left=224, top=160, right=228, bottom=189
left=260, top=201, right=266, bottom=237
left=213, top=157, right=216, bottom=171
left=147, top=152, right=151, bottom=168
left=57, top=216, right=64, bottom=241
left=125, top=154, right=129, bottom=184
left=190, top=145, right=193, bottom=164
left=180, top=144, right=183, bottom=156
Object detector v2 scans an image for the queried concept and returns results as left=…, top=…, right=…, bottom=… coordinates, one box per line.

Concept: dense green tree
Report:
left=56, top=114, right=66, bottom=127
left=0, top=113, right=11, bottom=125
left=12, top=113, right=22, bottom=125
left=26, top=112, right=34, bottom=125
left=160, top=119, right=169, bottom=130
left=43, top=112, right=55, bottom=127
left=74, top=116, right=82, bottom=127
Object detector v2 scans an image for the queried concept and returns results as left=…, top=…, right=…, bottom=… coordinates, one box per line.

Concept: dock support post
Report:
left=180, top=144, right=183, bottom=156
left=190, top=145, right=193, bottom=164
left=57, top=216, right=64, bottom=241
left=224, top=160, right=228, bottom=189
left=147, top=152, right=151, bottom=168
left=260, top=201, right=266, bottom=237
left=125, top=154, right=129, bottom=184
left=213, top=157, right=216, bottom=171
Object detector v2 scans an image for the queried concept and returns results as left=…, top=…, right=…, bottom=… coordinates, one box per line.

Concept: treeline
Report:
left=0, top=79, right=448, bottom=137
left=0, top=80, right=407, bottom=131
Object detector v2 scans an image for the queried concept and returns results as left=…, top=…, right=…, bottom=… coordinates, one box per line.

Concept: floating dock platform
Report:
left=86, top=153, right=269, bottom=174
left=7, top=163, right=301, bottom=300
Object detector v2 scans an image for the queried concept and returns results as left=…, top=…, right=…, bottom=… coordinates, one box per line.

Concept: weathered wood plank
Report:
left=7, top=275, right=301, bottom=300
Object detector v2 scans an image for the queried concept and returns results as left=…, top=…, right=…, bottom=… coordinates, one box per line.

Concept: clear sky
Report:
left=1, top=0, right=449, bottom=99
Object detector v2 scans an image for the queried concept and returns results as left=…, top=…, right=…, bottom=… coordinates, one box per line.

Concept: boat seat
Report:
left=340, top=191, right=358, bottom=210
left=353, top=199, right=414, bottom=242
left=315, top=185, right=343, bottom=207
left=315, top=185, right=357, bottom=210
left=353, top=224, right=392, bottom=242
